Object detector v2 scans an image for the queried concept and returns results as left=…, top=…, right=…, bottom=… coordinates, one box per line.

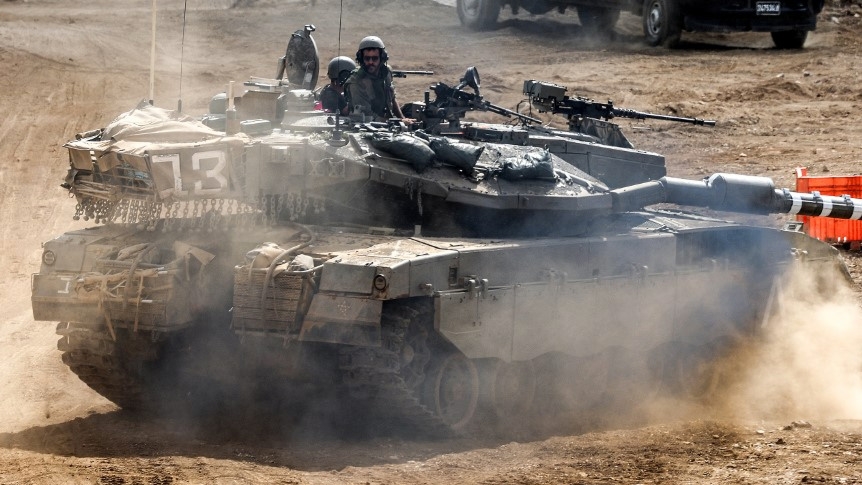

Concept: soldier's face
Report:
left=362, top=48, right=380, bottom=75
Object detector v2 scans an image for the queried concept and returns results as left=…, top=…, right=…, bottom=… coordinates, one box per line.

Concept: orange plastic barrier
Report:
left=795, top=167, right=862, bottom=245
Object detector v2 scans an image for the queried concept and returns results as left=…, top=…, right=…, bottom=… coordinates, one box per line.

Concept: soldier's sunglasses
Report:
left=363, top=56, right=379, bottom=62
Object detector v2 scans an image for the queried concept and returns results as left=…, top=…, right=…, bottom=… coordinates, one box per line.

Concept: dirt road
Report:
left=1, top=0, right=862, bottom=483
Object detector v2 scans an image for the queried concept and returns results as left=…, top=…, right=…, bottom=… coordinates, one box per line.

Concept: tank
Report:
left=31, top=29, right=856, bottom=436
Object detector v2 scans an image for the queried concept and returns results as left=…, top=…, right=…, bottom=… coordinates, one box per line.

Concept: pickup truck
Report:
left=456, top=0, right=826, bottom=49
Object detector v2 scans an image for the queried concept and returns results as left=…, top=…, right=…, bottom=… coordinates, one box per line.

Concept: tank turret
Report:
left=56, top=91, right=861, bottom=239
left=33, top=56, right=856, bottom=436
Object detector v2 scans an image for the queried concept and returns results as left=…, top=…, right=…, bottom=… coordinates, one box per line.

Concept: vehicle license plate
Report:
left=756, top=1, right=781, bottom=15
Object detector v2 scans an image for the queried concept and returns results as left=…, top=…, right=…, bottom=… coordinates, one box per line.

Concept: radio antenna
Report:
left=178, top=0, right=188, bottom=112
left=149, top=0, right=157, bottom=105
left=330, top=0, right=348, bottom=147
left=337, top=0, right=343, bottom=57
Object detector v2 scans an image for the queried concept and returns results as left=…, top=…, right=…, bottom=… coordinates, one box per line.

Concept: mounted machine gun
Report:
left=411, top=67, right=541, bottom=133
left=524, top=79, right=716, bottom=132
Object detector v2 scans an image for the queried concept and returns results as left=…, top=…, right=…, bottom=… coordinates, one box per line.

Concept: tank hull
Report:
left=32, top=212, right=842, bottom=432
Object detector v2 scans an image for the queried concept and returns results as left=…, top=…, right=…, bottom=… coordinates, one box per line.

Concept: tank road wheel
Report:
left=771, top=29, right=808, bottom=49
left=57, top=322, right=162, bottom=411
left=57, top=319, right=238, bottom=415
left=457, top=0, right=501, bottom=31
left=423, top=353, right=480, bottom=432
left=650, top=342, right=721, bottom=400
left=643, top=0, right=682, bottom=48
left=339, top=298, right=480, bottom=436
left=577, top=6, right=621, bottom=34
left=478, top=359, right=536, bottom=420
left=676, top=348, right=722, bottom=400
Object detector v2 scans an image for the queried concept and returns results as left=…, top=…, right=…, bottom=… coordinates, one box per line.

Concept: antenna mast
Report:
left=338, top=0, right=343, bottom=57
left=330, top=0, right=346, bottom=145
left=149, top=0, right=157, bottom=105
left=178, top=0, right=188, bottom=112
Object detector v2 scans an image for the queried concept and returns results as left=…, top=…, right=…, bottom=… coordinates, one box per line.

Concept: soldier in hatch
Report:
left=319, top=56, right=355, bottom=115
left=343, top=36, right=406, bottom=121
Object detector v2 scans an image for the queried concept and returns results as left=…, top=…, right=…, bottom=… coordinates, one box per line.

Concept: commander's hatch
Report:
left=275, top=24, right=320, bottom=90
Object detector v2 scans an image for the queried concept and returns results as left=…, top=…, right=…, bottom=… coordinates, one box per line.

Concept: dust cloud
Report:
left=716, top=264, right=862, bottom=422
left=571, top=253, right=862, bottom=433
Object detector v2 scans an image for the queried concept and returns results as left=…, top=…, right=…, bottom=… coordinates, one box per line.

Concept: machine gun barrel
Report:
left=482, top=101, right=542, bottom=124
left=392, top=70, right=435, bottom=78
left=611, top=107, right=716, bottom=126
left=612, top=173, right=862, bottom=219
left=430, top=80, right=542, bottom=125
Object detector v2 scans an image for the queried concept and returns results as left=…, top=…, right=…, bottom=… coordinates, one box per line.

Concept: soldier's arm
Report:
left=390, top=86, right=405, bottom=118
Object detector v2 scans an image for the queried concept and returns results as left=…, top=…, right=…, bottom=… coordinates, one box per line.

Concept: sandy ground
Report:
left=2, top=0, right=862, bottom=483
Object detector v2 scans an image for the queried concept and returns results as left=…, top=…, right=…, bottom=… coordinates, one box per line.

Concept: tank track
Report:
left=56, top=322, right=160, bottom=411
left=338, top=299, right=455, bottom=437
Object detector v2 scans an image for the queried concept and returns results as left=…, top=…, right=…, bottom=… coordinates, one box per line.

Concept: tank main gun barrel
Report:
left=612, top=173, right=862, bottom=219
left=524, top=80, right=716, bottom=127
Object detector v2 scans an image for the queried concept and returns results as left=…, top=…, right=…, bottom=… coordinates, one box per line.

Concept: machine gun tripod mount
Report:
left=415, top=67, right=541, bottom=134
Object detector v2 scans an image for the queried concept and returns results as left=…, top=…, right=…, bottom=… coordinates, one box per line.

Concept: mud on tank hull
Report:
left=32, top=211, right=843, bottom=434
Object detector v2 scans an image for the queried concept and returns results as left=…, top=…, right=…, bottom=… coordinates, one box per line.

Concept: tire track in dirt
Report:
left=0, top=45, right=124, bottom=437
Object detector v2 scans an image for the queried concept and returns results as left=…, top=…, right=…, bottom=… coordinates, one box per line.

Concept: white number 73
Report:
left=152, top=150, right=229, bottom=197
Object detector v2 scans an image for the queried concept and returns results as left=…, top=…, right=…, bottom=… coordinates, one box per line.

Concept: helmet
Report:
left=327, top=56, right=357, bottom=84
left=358, top=35, right=385, bottom=51
left=355, top=35, right=389, bottom=65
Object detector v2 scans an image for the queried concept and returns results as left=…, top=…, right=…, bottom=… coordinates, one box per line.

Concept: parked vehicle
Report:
left=456, top=0, right=826, bottom=48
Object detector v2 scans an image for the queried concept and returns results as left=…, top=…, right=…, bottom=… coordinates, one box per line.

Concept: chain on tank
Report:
left=70, top=191, right=326, bottom=232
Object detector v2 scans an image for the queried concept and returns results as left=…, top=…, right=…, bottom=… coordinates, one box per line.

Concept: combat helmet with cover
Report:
left=355, top=35, right=388, bottom=64
left=327, top=55, right=357, bottom=85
